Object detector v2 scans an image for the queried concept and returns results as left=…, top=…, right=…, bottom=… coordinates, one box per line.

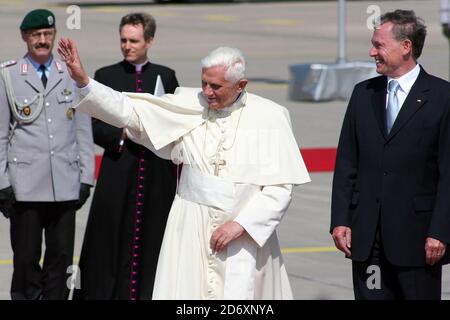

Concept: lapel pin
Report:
left=417, top=99, right=422, bottom=103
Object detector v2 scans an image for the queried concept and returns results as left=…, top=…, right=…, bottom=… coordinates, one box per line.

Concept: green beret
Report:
left=20, top=9, right=55, bottom=31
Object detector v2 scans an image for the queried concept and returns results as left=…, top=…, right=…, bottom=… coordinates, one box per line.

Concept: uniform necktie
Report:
left=386, top=80, right=400, bottom=134
left=39, top=65, right=47, bottom=88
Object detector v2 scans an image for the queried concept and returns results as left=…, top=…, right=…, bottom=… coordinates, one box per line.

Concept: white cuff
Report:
left=76, top=78, right=93, bottom=98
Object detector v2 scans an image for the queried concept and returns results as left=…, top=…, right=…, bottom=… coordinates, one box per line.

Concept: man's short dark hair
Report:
left=119, top=13, right=156, bottom=41
left=380, top=9, right=427, bottom=60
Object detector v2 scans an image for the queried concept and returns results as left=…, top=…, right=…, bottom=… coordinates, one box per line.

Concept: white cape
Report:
left=75, top=79, right=311, bottom=299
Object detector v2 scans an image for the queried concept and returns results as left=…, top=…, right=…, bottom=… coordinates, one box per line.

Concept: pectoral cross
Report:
left=209, top=153, right=226, bottom=176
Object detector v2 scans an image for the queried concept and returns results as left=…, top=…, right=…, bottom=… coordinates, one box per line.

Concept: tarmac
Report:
left=0, top=0, right=449, bottom=300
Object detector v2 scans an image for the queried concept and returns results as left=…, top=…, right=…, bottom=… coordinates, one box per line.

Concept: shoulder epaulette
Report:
left=0, top=60, right=17, bottom=69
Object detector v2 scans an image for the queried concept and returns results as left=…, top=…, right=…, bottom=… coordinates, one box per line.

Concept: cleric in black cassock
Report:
left=73, top=13, right=178, bottom=300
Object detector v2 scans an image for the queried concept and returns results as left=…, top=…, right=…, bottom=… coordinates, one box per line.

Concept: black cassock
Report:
left=73, top=60, right=179, bottom=300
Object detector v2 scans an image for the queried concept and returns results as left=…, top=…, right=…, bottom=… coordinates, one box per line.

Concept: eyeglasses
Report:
left=28, top=31, right=55, bottom=40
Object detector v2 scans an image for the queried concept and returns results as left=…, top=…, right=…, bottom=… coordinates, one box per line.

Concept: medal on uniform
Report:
left=23, top=106, right=31, bottom=116
left=62, top=88, right=72, bottom=96
left=67, top=108, right=73, bottom=120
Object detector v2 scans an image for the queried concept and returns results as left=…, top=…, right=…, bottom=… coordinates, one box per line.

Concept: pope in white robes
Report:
left=58, top=39, right=311, bottom=300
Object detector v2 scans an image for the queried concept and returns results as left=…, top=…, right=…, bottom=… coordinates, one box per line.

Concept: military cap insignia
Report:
left=20, top=9, right=56, bottom=31
left=67, top=108, right=74, bottom=120
left=0, top=60, right=17, bottom=69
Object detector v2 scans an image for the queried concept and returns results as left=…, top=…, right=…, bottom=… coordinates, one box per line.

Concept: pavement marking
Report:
left=0, top=256, right=80, bottom=266
left=151, top=11, right=180, bottom=18
left=0, top=260, right=12, bottom=266
left=282, top=246, right=338, bottom=254
left=0, top=248, right=338, bottom=265
left=0, top=0, right=24, bottom=4
left=258, top=19, right=302, bottom=26
left=203, top=15, right=239, bottom=22
left=246, top=83, right=288, bottom=91
left=93, top=6, right=127, bottom=13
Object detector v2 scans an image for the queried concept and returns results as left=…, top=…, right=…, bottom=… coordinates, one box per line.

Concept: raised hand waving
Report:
left=57, top=37, right=89, bottom=87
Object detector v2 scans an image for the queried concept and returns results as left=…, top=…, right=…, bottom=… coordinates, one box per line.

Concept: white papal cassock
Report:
left=75, top=79, right=311, bottom=300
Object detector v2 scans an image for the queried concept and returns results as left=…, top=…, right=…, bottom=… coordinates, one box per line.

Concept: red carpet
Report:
left=300, top=148, right=336, bottom=173
left=95, top=155, right=103, bottom=180
left=94, top=147, right=336, bottom=179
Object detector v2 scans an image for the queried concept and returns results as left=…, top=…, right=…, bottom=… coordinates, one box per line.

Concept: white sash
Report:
left=177, top=166, right=259, bottom=300
left=177, top=166, right=235, bottom=213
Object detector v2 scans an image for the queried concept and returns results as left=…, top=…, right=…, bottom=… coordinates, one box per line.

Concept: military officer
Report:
left=0, top=9, right=95, bottom=300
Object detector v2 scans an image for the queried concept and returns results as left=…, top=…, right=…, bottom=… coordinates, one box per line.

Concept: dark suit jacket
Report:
left=331, top=67, right=450, bottom=267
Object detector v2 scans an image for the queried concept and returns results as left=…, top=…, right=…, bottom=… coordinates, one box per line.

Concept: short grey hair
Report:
left=201, top=47, right=246, bottom=83
left=378, top=10, right=427, bottom=60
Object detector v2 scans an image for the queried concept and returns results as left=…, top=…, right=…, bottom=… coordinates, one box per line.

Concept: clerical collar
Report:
left=132, top=60, right=149, bottom=72
left=211, top=91, right=247, bottom=116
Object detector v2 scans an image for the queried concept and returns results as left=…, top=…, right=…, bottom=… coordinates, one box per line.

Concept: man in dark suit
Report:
left=73, top=13, right=178, bottom=300
left=331, top=9, right=450, bottom=299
